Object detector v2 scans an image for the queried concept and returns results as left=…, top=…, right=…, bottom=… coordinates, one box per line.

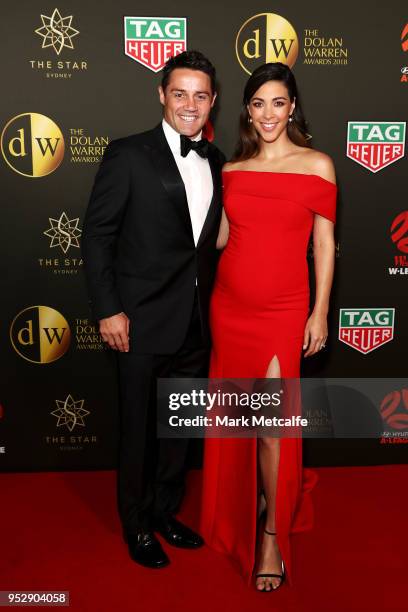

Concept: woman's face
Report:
left=247, top=80, right=295, bottom=144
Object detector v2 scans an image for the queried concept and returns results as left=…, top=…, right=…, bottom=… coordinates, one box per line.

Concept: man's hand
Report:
left=99, top=312, right=130, bottom=352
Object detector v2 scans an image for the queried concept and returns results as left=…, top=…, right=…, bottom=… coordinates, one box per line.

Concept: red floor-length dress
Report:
left=200, top=170, right=337, bottom=585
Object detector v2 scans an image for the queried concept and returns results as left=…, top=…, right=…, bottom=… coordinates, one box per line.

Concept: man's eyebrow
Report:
left=169, top=88, right=211, bottom=95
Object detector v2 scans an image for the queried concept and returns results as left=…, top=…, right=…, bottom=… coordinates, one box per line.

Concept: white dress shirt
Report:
left=162, top=119, right=213, bottom=246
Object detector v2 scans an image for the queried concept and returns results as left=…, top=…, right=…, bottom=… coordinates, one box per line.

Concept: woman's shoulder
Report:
left=299, top=149, right=336, bottom=184
left=222, top=160, right=248, bottom=172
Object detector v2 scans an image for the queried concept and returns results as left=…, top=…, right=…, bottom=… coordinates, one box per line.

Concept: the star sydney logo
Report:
left=339, top=308, right=395, bottom=354
left=43, top=212, right=81, bottom=254
left=51, top=394, right=90, bottom=432
left=35, top=8, right=79, bottom=55
left=124, top=17, right=187, bottom=72
left=347, top=122, right=406, bottom=173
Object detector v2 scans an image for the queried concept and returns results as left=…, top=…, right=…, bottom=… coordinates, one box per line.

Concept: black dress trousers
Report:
left=116, top=290, right=209, bottom=535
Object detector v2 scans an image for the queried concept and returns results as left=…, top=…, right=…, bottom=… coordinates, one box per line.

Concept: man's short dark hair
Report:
left=161, top=50, right=216, bottom=93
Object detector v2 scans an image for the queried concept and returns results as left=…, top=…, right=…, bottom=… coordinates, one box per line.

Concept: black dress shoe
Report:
left=154, top=516, right=204, bottom=549
left=126, top=530, right=170, bottom=568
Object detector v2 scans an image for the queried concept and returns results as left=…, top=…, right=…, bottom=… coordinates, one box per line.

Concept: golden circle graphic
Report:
left=236, top=13, right=299, bottom=75
left=10, top=305, right=71, bottom=364
left=1, top=113, right=64, bottom=177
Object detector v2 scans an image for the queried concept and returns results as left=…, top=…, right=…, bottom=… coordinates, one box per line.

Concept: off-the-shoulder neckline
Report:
left=222, top=169, right=337, bottom=187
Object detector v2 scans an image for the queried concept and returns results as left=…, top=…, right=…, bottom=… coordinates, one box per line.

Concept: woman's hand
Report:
left=303, top=311, right=328, bottom=357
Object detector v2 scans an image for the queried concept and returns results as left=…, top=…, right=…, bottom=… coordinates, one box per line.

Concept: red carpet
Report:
left=1, top=466, right=406, bottom=612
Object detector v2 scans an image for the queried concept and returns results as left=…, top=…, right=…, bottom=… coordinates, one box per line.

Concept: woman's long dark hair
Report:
left=232, top=62, right=310, bottom=161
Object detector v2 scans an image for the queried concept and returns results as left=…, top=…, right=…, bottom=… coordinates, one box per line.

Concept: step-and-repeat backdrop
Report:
left=1, top=1, right=407, bottom=470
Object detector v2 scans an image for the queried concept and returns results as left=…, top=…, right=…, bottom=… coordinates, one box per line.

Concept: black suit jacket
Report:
left=81, top=123, right=225, bottom=354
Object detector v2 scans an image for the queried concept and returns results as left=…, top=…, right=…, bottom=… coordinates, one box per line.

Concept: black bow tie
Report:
left=180, top=134, right=209, bottom=158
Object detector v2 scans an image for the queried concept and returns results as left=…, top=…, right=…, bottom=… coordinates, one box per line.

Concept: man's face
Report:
left=158, top=68, right=216, bottom=138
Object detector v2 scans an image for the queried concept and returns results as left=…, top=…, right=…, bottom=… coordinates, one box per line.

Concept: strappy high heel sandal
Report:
left=255, top=528, right=286, bottom=592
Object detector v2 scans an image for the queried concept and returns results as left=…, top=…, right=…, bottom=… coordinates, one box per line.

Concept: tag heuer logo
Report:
left=339, top=308, right=395, bottom=354
left=347, top=122, right=406, bottom=172
left=124, top=17, right=187, bottom=72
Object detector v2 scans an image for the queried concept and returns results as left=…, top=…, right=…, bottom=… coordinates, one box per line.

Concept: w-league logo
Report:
left=389, top=211, right=408, bottom=275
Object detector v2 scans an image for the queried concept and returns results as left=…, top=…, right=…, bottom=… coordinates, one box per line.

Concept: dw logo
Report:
left=1, top=113, right=64, bottom=177
left=236, top=13, right=298, bottom=75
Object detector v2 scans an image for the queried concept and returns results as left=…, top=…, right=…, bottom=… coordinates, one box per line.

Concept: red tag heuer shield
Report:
left=347, top=122, right=406, bottom=172
left=124, top=17, right=187, bottom=73
left=339, top=308, right=395, bottom=354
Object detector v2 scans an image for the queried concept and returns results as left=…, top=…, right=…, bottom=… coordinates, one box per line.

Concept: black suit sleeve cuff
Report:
left=88, top=297, right=124, bottom=321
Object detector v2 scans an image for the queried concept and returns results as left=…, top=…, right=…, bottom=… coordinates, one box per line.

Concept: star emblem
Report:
left=44, top=212, right=81, bottom=254
left=51, top=395, right=90, bottom=432
left=35, top=8, right=79, bottom=55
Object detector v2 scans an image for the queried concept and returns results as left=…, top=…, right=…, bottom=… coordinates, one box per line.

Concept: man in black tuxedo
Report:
left=81, top=51, right=225, bottom=568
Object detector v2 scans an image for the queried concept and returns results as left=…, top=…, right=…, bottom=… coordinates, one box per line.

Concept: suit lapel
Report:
left=145, top=123, right=194, bottom=241
left=144, top=123, right=222, bottom=248
left=196, top=145, right=222, bottom=248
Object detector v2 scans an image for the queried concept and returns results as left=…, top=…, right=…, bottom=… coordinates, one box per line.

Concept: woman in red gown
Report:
left=200, top=63, right=337, bottom=591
